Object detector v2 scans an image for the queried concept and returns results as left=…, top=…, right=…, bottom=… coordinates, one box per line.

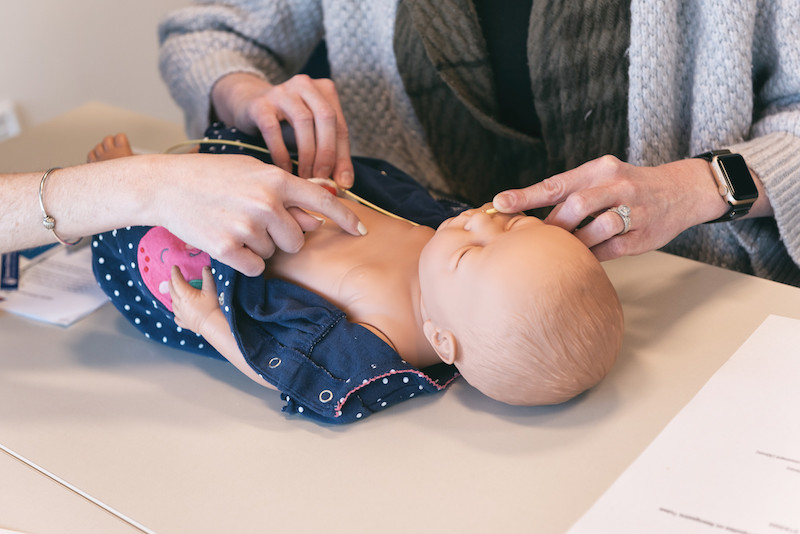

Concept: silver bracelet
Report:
left=38, top=167, right=81, bottom=246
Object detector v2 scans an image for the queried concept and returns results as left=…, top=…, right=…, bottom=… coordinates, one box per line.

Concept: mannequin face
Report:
left=417, top=203, right=590, bottom=366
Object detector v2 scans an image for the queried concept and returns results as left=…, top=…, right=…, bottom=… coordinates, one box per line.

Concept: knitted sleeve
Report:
left=731, top=2, right=800, bottom=269
left=157, top=0, right=325, bottom=137
left=629, top=0, right=800, bottom=281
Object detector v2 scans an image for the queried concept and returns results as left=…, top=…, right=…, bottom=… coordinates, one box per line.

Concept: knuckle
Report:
left=336, top=121, right=350, bottom=139
left=262, top=244, right=277, bottom=260
left=595, top=154, right=624, bottom=174
left=285, top=236, right=304, bottom=254
left=250, top=97, right=276, bottom=116
left=564, top=192, right=592, bottom=214
left=267, top=84, right=287, bottom=101
left=292, top=111, right=315, bottom=127
left=293, top=73, right=312, bottom=85
left=315, top=107, right=337, bottom=124
left=539, top=177, right=567, bottom=201
left=259, top=116, right=283, bottom=136
left=312, top=187, right=336, bottom=209
left=314, top=77, right=336, bottom=93
left=316, top=146, right=337, bottom=163
left=260, top=195, right=281, bottom=216
left=604, top=237, right=627, bottom=258
left=284, top=74, right=310, bottom=90
left=209, top=236, right=238, bottom=259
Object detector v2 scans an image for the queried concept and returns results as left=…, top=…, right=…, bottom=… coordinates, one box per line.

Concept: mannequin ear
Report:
left=422, top=320, right=458, bottom=365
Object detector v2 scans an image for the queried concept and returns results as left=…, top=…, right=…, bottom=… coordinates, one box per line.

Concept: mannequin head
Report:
left=419, top=205, right=623, bottom=405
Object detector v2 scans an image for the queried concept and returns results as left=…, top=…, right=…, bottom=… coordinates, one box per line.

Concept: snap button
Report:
left=319, top=390, right=333, bottom=403
left=268, top=357, right=281, bottom=368
left=218, top=292, right=225, bottom=306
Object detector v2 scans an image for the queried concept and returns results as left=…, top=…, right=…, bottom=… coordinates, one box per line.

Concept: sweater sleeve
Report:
left=630, top=0, right=800, bottom=281
left=157, top=0, right=325, bottom=137
left=728, top=2, right=800, bottom=268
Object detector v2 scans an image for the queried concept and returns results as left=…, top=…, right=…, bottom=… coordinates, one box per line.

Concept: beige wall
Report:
left=0, top=1, right=189, bottom=133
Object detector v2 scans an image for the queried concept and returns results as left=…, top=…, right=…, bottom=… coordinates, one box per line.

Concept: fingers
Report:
left=169, top=264, right=190, bottom=294
left=168, top=265, right=189, bottom=327
left=168, top=265, right=218, bottom=332
left=315, top=80, right=354, bottom=188
left=493, top=155, right=627, bottom=217
left=263, top=206, right=310, bottom=255
left=200, top=264, right=216, bottom=294
left=492, top=173, right=571, bottom=214
left=544, top=187, right=623, bottom=232
left=284, top=178, right=366, bottom=238
left=256, top=112, right=294, bottom=174
left=491, top=155, right=645, bottom=262
left=215, top=245, right=269, bottom=277
left=209, top=176, right=362, bottom=270
left=240, top=75, right=350, bottom=182
left=573, top=209, right=630, bottom=249
left=590, top=240, right=625, bottom=263
left=277, top=91, right=319, bottom=178
left=287, top=206, right=325, bottom=233
left=279, top=77, right=348, bottom=181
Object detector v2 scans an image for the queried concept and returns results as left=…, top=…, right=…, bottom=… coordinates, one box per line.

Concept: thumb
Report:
left=492, top=189, right=526, bottom=213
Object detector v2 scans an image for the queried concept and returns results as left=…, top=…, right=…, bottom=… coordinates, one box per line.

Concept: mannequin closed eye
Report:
left=455, top=246, right=479, bottom=268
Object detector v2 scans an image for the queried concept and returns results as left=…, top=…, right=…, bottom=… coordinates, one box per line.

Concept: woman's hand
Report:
left=492, top=155, right=734, bottom=261
left=148, top=152, right=365, bottom=277
left=212, top=72, right=354, bottom=189
left=169, top=265, right=219, bottom=335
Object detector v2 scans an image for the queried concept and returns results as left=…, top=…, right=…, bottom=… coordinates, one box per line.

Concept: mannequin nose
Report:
left=463, top=210, right=497, bottom=232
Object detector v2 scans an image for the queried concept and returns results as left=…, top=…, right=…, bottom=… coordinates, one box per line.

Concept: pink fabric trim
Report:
left=334, top=368, right=460, bottom=417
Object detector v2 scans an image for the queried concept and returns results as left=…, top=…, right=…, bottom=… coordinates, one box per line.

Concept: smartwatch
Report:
left=694, top=149, right=758, bottom=223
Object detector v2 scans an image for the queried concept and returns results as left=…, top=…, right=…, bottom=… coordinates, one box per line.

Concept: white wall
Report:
left=0, top=1, right=190, bottom=133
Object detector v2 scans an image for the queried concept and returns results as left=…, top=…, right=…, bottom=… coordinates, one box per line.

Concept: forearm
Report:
left=197, top=308, right=276, bottom=391
left=0, top=158, right=156, bottom=253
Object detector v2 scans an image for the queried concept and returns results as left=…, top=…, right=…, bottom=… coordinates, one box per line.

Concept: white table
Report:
left=3, top=103, right=799, bottom=533
left=0, top=451, right=142, bottom=533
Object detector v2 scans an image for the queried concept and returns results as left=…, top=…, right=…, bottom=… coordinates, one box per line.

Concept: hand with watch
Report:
left=490, top=149, right=764, bottom=262
left=693, top=149, right=759, bottom=223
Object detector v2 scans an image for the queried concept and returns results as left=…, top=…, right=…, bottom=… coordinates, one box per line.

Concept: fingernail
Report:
left=357, top=221, right=368, bottom=236
left=311, top=214, right=326, bottom=225
left=340, top=171, right=354, bottom=188
left=493, top=193, right=512, bottom=211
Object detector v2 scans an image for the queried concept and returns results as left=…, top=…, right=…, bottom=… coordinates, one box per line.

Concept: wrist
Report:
left=195, top=305, right=228, bottom=343
left=211, top=72, right=273, bottom=125
left=691, top=158, right=733, bottom=223
left=663, top=158, right=731, bottom=227
left=117, top=153, right=181, bottom=230
left=692, top=150, right=759, bottom=223
left=131, top=154, right=167, bottom=226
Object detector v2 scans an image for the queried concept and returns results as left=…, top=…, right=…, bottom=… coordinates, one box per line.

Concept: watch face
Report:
left=717, top=153, right=759, bottom=200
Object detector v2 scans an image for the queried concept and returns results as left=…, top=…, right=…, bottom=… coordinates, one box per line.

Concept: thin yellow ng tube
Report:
left=164, top=139, right=419, bottom=226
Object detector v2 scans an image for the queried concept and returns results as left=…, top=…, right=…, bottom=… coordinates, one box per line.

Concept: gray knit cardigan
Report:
left=159, top=0, right=800, bottom=285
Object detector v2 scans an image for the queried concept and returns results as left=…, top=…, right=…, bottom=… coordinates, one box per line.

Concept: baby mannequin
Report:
left=91, top=131, right=623, bottom=422
left=171, top=197, right=622, bottom=407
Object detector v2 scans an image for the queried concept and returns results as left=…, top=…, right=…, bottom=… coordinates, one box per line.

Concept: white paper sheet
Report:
left=0, top=243, right=107, bottom=326
left=569, top=314, right=800, bottom=534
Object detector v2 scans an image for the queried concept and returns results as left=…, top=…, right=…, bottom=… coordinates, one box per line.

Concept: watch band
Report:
left=693, top=149, right=757, bottom=223
left=694, top=149, right=728, bottom=162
